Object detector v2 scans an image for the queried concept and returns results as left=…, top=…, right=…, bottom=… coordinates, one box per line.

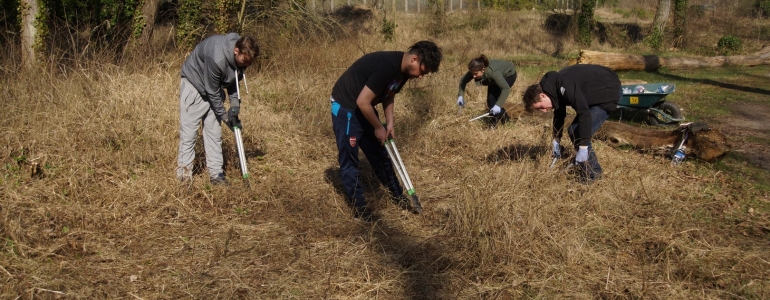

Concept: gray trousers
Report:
left=176, top=78, right=224, bottom=180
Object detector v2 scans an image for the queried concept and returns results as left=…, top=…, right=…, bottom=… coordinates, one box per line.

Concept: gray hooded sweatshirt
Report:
left=181, top=33, right=245, bottom=119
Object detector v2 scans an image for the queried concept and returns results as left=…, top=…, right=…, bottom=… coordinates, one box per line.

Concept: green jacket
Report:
left=458, top=59, right=517, bottom=107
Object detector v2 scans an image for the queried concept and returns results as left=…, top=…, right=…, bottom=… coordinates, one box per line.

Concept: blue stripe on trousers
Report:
left=331, top=103, right=404, bottom=208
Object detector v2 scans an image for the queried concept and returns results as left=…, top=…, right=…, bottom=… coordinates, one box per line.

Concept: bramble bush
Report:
left=717, top=35, right=743, bottom=55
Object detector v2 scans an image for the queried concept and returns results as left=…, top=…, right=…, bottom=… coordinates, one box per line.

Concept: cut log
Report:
left=576, top=46, right=770, bottom=71
left=502, top=104, right=730, bottom=162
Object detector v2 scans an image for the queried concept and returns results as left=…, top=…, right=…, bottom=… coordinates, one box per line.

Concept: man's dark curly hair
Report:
left=408, top=40, right=443, bottom=73
left=522, top=83, right=544, bottom=113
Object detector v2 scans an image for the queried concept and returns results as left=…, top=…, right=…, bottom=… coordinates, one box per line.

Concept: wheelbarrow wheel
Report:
left=647, top=102, right=682, bottom=126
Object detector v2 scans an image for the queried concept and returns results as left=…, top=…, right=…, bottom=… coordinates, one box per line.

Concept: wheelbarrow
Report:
left=617, top=83, right=684, bottom=126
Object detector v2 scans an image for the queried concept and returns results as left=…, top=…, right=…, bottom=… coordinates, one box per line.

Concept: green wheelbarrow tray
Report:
left=618, top=83, right=685, bottom=125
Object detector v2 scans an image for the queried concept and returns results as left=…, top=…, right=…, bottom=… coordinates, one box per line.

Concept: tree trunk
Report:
left=139, top=0, right=161, bottom=45
left=576, top=46, right=770, bottom=71
left=652, top=0, right=671, bottom=33
left=647, top=0, right=670, bottom=49
left=125, top=0, right=160, bottom=57
left=20, top=0, right=40, bottom=70
left=672, top=0, right=687, bottom=48
left=575, top=0, right=596, bottom=46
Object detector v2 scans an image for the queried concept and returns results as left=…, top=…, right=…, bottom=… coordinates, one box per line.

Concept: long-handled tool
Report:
left=548, top=157, right=558, bottom=170
left=384, top=135, right=423, bottom=214
left=469, top=112, right=490, bottom=122
left=233, top=69, right=249, bottom=179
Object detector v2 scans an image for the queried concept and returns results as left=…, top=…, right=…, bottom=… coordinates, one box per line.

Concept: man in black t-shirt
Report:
left=330, top=41, right=442, bottom=221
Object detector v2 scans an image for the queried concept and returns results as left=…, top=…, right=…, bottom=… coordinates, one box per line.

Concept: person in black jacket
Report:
left=522, top=64, right=621, bottom=183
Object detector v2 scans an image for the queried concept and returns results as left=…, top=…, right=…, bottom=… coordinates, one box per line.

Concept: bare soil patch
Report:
left=712, top=103, right=770, bottom=170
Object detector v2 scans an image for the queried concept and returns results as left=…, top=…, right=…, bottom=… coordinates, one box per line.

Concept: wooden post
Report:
left=405, top=0, right=408, bottom=12
left=417, top=0, right=420, bottom=13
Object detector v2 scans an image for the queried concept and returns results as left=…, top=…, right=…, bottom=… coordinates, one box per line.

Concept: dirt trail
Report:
left=711, top=103, right=770, bottom=170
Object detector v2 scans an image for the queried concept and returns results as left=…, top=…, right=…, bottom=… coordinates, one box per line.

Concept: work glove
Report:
left=576, top=147, right=589, bottom=163
left=228, top=106, right=240, bottom=118
left=489, top=105, right=501, bottom=115
left=457, top=96, right=465, bottom=107
left=224, top=107, right=243, bottom=130
left=552, top=140, right=561, bottom=159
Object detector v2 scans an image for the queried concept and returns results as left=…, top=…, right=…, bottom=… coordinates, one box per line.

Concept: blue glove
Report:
left=490, top=105, right=501, bottom=115
left=457, top=96, right=465, bottom=107
left=576, top=147, right=589, bottom=163
left=552, top=140, right=560, bottom=158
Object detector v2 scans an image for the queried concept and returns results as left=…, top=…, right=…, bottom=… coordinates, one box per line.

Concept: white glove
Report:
left=576, top=147, right=589, bottom=163
left=490, top=105, right=501, bottom=115
left=457, top=96, right=465, bottom=107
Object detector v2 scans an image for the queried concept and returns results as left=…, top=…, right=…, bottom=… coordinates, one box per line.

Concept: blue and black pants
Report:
left=330, top=99, right=403, bottom=209
left=567, top=107, right=610, bottom=181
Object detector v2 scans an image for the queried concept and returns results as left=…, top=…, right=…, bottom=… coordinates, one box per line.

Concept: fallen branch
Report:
left=576, top=46, right=770, bottom=71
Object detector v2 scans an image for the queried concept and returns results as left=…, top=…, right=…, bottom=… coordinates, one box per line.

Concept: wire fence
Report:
left=308, top=0, right=485, bottom=13
left=306, top=0, right=578, bottom=13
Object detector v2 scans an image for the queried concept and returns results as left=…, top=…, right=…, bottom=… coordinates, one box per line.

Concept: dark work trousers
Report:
left=567, top=106, right=610, bottom=181
left=486, top=73, right=517, bottom=124
left=331, top=100, right=404, bottom=209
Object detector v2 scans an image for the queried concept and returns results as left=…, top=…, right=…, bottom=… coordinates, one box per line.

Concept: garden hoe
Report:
left=233, top=69, right=250, bottom=181
left=384, top=135, right=423, bottom=214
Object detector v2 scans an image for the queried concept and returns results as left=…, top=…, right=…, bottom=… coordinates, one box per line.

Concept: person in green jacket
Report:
left=456, top=55, right=517, bottom=125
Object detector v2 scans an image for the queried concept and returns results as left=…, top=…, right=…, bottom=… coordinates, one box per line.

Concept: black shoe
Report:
left=353, top=206, right=373, bottom=222
left=210, top=173, right=229, bottom=186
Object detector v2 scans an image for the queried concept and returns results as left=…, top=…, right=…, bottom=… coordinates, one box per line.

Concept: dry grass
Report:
left=1, top=8, right=769, bottom=299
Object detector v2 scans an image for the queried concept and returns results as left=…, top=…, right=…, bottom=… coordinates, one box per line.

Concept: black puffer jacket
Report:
left=539, top=64, right=620, bottom=146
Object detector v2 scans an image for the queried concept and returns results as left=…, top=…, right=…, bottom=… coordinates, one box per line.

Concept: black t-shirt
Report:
left=331, top=51, right=407, bottom=110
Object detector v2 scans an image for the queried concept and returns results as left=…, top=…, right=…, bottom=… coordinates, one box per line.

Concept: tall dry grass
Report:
left=1, top=9, right=769, bottom=299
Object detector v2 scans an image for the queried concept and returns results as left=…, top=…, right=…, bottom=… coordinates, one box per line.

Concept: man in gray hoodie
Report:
left=177, top=33, right=259, bottom=185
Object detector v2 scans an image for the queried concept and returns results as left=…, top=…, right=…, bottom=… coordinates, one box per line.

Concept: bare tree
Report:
left=138, top=0, right=161, bottom=45
left=648, top=0, right=671, bottom=49
left=672, top=0, right=687, bottom=48
left=125, top=0, right=161, bottom=56
left=20, top=0, right=40, bottom=70
left=575, top=0, right=596, bottom=46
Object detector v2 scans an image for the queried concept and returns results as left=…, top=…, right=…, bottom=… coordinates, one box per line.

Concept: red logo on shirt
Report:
left=349, top=136, right=357, bottom=147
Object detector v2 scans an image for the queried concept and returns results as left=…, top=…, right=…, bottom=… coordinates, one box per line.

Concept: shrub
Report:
left=481, top=0, right=538, bottom=10
left=467, top=12, right=490, bottom=30
left=645, top=28, right=663, bottom=50
left=757, top=0, right=770, bottom=17
left=717, top=35, right=743, bottom=55
left=381, top=16, right=396, bottom=42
